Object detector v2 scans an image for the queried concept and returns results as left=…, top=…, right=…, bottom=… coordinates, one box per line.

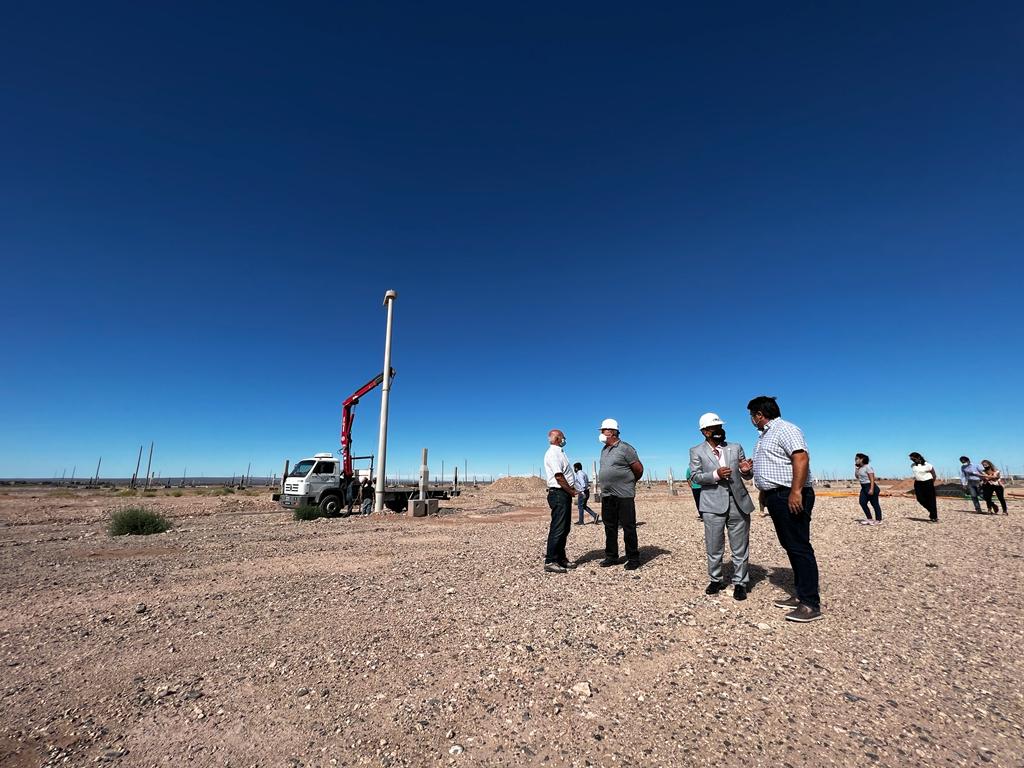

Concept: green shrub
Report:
left=293, top=504, right=324, bottom=521
left=109, top=507, right=171, bottom=536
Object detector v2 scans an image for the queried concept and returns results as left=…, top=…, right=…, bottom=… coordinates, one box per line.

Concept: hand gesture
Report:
left=738, top=459, right=753, bottom=474
left=718, top=466, right=733, bottom=480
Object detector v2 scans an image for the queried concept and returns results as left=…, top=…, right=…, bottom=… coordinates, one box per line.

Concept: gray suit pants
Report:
left=703, top=500, right=750, bottom=585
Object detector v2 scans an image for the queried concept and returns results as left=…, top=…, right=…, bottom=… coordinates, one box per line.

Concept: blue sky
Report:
left=2, top=2, right=1022, bottom=481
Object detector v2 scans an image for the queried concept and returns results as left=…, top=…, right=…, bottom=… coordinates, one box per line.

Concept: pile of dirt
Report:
left=482, top=475, right=547, bottom=494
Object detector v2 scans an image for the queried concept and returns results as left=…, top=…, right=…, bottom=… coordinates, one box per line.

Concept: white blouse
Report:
left=911, top=462, right=935, bottom=481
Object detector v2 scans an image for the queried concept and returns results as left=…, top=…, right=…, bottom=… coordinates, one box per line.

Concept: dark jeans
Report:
left=859, top=484, right=882, bottom=521
left=764, top=486, right=820, bottom=610
left=576, top=489, right=599, bottom=523
left=691, top=487, right=702, bottom=517
left=545, top=488, right=572, bottom=564
left=983, top=484, right=1007, bottom=513
left=602, top=495, right=639, bottom=564
left=965, top=482, right=982, bottom=513
left=914, top=479, right=938, bottom=520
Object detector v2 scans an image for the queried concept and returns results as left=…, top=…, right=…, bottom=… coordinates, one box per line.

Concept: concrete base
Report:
left=412, top=499, right=439, bottom=517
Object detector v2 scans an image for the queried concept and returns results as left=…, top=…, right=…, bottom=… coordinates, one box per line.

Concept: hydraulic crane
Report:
left=340, top=368, right=395, bottom=479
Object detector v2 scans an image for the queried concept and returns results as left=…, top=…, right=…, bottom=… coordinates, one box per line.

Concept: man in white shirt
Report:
left=543, top=429, right=579, bottom=573
left=572, top=462, right=599, bottom=525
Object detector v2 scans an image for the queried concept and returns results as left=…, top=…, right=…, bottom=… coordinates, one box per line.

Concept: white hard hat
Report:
left=600, top=418, right=619, bottom=431
left=698, top=412, right=725, bottom=429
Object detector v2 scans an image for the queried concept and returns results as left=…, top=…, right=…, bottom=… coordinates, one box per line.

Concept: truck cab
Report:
left=281, top=453, right=348, bottom=511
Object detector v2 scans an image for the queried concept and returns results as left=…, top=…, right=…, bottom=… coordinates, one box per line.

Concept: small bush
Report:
left=293, top=504, right=324, bottom=521
left=118, top=489, right=138, bottom=497
left=109, top=507, right=171, bottom=536
left=168, top=490, right=183, bottom=497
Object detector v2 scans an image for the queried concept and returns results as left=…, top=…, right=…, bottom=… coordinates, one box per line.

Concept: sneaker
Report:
left=785, top=604, right=824, bottom=622
left=733, top=584, right=747, bottom=601
left=773, top=595, right=801, bottom=609
left=871, top=520, right=882, bottom=525
left=544, top=562, right=567, bottom=573
left=599, top=557, right=623, bottom=567
left=573, top=522, right=584, bottom=526
left=559, top=560, right=578, bottom=570
left=859, top=519, right=872, bottom=525
left=705, top=581, right=725, bottom=595
left=623, top=561, right=640, bottom=571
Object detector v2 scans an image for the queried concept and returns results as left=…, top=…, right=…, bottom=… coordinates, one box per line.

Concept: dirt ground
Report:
left=0, top=482, right=1021, bottom=767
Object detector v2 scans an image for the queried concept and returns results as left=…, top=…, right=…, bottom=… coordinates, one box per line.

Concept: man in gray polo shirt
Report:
left=598, top=418, right=644, bottom=570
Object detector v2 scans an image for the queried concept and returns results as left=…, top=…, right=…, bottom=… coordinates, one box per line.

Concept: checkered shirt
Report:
left=752, top=418, right=814, bottom=490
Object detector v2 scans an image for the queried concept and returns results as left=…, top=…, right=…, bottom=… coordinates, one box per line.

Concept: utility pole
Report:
left=441, top=459, right=445, bottom=484
left=668, top=467, right=676, bottom=495
left=131, top=444, right=143, bottom=489
left=592, top=460, right=599, bottom=500
left=281, top=460, right=289, bottom=494
left=245, top=461, right=251, bottom=488
left=144, top=442, right=154, bottom=490
left=373, top=290, right=397, bottom=515
left=93, top=456, right=102, bottom=485
left=419, top=448, right=428, bottom=501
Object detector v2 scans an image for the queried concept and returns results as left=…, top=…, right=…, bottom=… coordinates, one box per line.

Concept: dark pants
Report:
left=983, top=484, right=1007, bottom=513
left=691, top=487, right=702, bottom=517
left=545, top=488, right=572, bottom=564
left=965, top=482, right=982, bottom=513
left=859, top=484, right=882, bottom=521
left=914, top=479, right=938, bottom=520
left=764, top=486, right=820, bottom=610
left=576, top=489, right=599, bottom=523
left=602, top=495, right=639, bottom=564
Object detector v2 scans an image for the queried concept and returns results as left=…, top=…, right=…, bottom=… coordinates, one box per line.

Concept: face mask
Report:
left=560, top=437, right=567, bottom=447
left=598, top=433, right=608, bottom=444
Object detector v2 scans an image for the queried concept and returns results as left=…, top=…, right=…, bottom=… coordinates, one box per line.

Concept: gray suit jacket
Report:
left=688, top=441, right=755, bottom=515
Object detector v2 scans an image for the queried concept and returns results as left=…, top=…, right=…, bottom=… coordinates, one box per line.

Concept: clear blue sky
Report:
left=2, top=2, right=1022, bottom=481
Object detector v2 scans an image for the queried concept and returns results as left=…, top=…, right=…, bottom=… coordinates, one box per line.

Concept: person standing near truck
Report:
left=598, top=418, right=644, bottom=571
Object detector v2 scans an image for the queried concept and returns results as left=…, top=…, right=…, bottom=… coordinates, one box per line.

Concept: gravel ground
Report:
left=0, top=484, right=1021, bottom=767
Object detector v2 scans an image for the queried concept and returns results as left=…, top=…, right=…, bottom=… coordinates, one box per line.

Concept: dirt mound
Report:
left=483, top=475, right=547, bottom=494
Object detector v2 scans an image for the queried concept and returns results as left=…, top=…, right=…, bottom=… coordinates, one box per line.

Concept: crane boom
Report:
left=340, top=368, right=396, bottom=478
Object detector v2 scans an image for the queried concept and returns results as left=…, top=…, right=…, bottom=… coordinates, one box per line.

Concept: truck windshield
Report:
left=289, top=460, right=316, bottom=478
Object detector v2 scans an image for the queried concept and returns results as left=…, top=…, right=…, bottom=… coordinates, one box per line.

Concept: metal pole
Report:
left=144, top=442, right=154, bottom=490
left=592, top=460, right=599, bottom=500
left=281, top=460, right=289, bottom=494
left=374, top=290, right=397, bottom=514
left=93, top=456, right=102, bottom=485
left=419, top=448, right=428, bottom=501
left=131, top=444, right=143, bottom=489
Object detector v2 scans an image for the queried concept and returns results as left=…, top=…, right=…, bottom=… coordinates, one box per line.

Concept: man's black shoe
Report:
left=559, top=560, right=578, bottom=570
left=705, top=581, right=725, bottom=595
left=599, top=557, right=623, bottom=567
left=733, top=584, right=747, bottom=601
left=623, top=561, right=640, bottom=571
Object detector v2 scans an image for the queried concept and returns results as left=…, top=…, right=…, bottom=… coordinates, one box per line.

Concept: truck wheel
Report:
left=319, top=493, right=342, bottom=517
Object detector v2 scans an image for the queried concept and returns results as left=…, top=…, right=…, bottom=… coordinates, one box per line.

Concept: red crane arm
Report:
left=340, top=368, right=396, bottom=478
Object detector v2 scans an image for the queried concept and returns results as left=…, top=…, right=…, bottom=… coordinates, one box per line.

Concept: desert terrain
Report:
left=1, top=480, right=1021, bottom=767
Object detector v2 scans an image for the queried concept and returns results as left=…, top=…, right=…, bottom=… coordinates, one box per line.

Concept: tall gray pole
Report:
left=93, top=456, right=102, bottom=485
left=144, top=442, right=154, bottom=490
left=373, top=290, right=398, bottom=514
left=132, top=444, right=143, bottom=489
left=281, top=460, right=289, bottom=494
left=419, top=448, right=428, bottom=501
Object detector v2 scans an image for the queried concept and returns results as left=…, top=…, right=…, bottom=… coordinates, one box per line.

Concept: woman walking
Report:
left=855, top=453, right=883, bottom=525
left=980, top=460, right=1008, bottom=515
left=909, top=452, right=938, bottom=522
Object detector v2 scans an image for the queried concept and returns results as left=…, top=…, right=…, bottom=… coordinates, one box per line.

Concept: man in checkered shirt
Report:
left=746, top=396, right=823, bottom=623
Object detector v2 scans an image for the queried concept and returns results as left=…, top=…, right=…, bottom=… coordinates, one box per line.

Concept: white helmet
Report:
left=698, top=412, right=725, bottom=430
left=600, top=418, right=619, bottom=431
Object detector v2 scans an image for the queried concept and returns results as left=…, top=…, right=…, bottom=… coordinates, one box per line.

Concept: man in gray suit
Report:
left=688, top=412, right=755, bottom=600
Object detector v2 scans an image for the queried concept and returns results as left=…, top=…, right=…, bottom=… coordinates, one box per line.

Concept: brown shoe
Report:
left=772, top=595, right=801, bottom=610
left=784, top=604, right=823, bottom=623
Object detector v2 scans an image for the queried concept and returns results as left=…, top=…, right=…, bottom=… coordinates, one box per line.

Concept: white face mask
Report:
left=598, top=433, right=608, bottom=444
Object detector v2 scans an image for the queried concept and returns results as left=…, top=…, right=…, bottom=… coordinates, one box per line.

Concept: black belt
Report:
left=548, top=487, right=570, bottom=493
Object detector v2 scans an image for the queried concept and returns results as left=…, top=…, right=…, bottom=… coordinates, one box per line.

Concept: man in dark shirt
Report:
left=597, top=418, right=644, bottom=570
